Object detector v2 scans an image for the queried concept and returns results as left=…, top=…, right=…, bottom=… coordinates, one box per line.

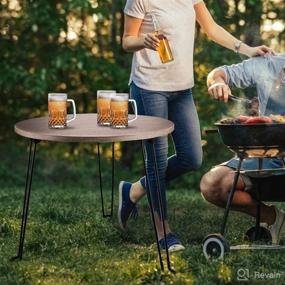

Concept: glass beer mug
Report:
left=97, top=90, right=116, bottom=126
left=152, top=15, right=174, bottom=64
left=110, top=93, right=138, bottom=128
left=48, top=93, right=76, bottom=128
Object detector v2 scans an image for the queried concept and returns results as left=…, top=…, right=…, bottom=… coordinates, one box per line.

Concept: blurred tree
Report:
left=0, top=0, right=131, bottom=137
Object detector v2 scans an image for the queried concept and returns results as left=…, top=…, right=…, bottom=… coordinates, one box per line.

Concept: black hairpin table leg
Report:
left=141, top=140, right=175, bottom=273
left=97, top=143, right=114, bottom=218
left=12, top=139, right=39, bottom=261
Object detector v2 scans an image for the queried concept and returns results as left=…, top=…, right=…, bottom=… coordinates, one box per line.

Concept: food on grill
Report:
left=238, top=115, right=254, bottom=123
left=269, top=115, right=285, bottom=123
left=220, top=115, right=275, bottom=125
left=243, top=116, right=273, bottom=124
left=220, top=114, right=285, bottom=125
left=219, top=118, right=239, bottom=124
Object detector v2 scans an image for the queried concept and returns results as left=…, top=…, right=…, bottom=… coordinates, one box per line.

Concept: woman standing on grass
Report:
left=118, top=0, right=272, bottom=251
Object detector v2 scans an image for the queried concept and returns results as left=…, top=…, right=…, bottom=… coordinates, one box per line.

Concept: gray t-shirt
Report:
left=124, top=0, right=203, bottom=91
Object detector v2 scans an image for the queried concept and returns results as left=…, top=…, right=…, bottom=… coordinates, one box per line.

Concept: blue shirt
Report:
left=221, top=54, right=285, bottom=115
left=219, top=54, right=285, bottom=173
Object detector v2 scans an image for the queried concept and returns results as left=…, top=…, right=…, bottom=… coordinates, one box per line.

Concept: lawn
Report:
left=1, top=184, right=285, bottom=285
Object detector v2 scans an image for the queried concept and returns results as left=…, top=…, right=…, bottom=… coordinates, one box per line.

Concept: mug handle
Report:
left=128, top=99, right=138, bottom=123
left=67, top=99, right=77, bottom=124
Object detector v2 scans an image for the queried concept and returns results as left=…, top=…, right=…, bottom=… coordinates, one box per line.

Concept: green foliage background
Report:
left=0, top=0, right=284, bottom=187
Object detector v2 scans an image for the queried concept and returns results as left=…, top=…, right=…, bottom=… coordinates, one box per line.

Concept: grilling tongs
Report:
left=228, top=94, right=252, bottom=108
left=204, top=95, right=256, bottom=135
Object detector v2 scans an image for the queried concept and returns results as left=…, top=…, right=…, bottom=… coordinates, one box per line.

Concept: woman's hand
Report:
left=143, top=33, right=160, bottom=50
left=194, top=2, right=276, bottom=58
left=245, top=45, right=274, bottom=57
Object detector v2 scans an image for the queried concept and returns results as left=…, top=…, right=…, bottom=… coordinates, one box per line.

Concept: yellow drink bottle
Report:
left=156, top=32, right=174, bottom=64
left=152, top=15, right=174, bottom=64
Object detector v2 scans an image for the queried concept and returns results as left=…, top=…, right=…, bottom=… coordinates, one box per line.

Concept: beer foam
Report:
left=97, top=90, right=116, bottom=99
left=111, top=94, right=129, bottom=102
left=48, top=93, right=67, bottom=101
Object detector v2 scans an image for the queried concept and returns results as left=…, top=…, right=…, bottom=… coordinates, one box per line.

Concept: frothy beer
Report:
left=110, top=96, right=129, bottom=128
left=48, top=96, right=67, bottom=128
left=97, top=90, right=116, bottom=126
left=97, top=96, right=111, bottom=125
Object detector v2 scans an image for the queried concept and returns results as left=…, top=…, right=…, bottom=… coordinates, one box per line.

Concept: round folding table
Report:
left=13, top=113, right=175, bottom=271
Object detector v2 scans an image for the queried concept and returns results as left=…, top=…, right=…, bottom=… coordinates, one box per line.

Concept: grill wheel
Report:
left=244, top=226, right=272, bottom=243
left=202, top=233, right=230, bottom=259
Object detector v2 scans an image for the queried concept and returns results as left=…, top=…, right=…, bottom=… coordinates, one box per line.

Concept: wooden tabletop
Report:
left=14, top=114, right=174, bottom=143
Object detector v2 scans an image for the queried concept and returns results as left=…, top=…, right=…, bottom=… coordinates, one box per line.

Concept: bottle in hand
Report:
left=152, top=14, right=174, bottom=64
left=156, top=32, right=174, bottom=64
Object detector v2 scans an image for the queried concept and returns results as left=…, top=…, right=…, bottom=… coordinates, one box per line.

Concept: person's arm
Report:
left=122, top=15, right=160, bottom=52
left=194, top=2, right=273, bottom=57
left=207, top=68, right=231, bottom=102
left=207, top=58, right=260, bottom=102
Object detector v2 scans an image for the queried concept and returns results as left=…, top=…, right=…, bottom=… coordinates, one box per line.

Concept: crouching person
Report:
left=200, top=54, right=285, bottom=244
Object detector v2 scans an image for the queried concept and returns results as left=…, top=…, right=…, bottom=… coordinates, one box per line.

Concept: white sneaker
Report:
left=260, top=207, right=285, bottom=245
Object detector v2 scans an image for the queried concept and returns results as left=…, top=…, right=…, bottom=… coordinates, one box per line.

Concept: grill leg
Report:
left=254, top=199, right=261, bottom=240
left=12, top=139, right=39, bottom=261
left=97, top=143, right=114, bottom=218
left=254, top=158, right=263, bottom=239
left=282, top=157, right=285, bottom=168
left=220, top=156, right=243, bottom=236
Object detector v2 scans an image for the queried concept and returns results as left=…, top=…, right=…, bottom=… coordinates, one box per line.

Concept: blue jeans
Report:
left=130, top=82, right=203, bottom=219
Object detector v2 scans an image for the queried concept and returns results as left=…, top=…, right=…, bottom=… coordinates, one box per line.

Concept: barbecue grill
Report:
left=216, top=122, right=285, bottom=157
left=202, top=122, right=285, bottom=259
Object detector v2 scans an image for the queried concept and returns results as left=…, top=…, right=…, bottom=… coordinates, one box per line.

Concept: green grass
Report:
left=1, top=186, right=285, bottom=285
